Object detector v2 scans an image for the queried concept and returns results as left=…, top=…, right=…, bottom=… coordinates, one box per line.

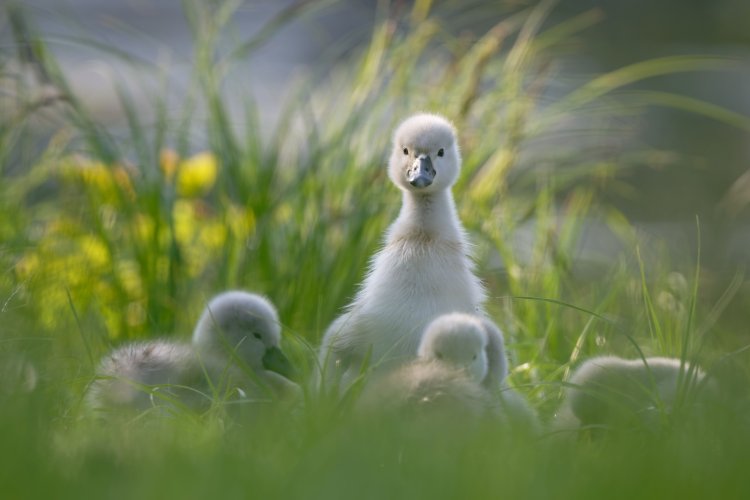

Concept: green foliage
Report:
left=1, top=0, right=749, bottom=498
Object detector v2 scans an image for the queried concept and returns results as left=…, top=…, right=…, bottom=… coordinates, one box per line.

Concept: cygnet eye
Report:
left=253, top=332, right=262, bottom=340
left=403, top=147, right=409, bottom=155
left=437, top=148, right=444, bottom=157
left=436, top=352, right=443, bottom=360
left=472, top=354, right=477, bottom=360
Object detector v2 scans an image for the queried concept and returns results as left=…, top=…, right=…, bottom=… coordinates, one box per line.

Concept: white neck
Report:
left=388, top=189, right=463, bottom=243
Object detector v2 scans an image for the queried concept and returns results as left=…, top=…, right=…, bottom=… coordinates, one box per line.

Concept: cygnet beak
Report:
left=262, top=346, right=296, bottom=380
left=407, top=155, right=435, bottom=188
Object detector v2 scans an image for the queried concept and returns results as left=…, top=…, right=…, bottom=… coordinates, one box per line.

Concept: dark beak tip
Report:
left=409, top=177, right=433, bottom=188
left=407, top=157, right=435, bottom=188
left=262, top=346, right=295, bottom=379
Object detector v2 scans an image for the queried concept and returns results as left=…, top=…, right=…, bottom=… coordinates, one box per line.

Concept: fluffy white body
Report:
left=559, top=355, right=709, bottom=431
left=320, top=114, right=485, bottom=385
left=86, top=340, right=232, bottom=413
left=87, top=291, right=297, bottom=414
left=359, top=362, right=496, bottom=420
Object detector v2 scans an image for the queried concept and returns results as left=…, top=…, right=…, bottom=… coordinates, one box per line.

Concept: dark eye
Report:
left=437, top=148, right=444, bottom=157
left=472, top=355, right=477, bottom=360
left=403, top=148, right=409, bottom=155
left=436, top=353, right=443, bottom=360
left=253, top=333, right=262, bottom=340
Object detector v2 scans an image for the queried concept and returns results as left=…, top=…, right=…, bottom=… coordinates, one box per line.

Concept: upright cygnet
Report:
left=561, top=355, right=709, bottom=431
left=320, top=114, right=485, bottom=386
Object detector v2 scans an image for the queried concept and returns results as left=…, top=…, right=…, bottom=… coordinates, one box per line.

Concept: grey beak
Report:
left=262, top=346, right=297, bottom=380
left=407, top=155, right=435, bottom=188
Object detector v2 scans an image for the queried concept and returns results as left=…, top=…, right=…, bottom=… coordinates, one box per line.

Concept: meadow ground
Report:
left=1, top=1, right=749, bottom=498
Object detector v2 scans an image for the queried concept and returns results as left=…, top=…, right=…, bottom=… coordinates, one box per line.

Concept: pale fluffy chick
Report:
left=418, top=312, right=488, bottom=383
left=86, top=340, right=236, bottom=414
left=359, top=314, right=513, bottom=424
left=320, top=114, right=485, bottom=388
left=87, top=291, right=297, bottom=415
left=559, top=355, right=710, bottom=433
left=358, top=358, right=496, bottom=422
left=191, top=290, right=298, bottom=396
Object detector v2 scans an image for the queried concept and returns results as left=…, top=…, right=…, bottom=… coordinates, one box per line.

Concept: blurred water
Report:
left=12, top=0, right=374, bottom=127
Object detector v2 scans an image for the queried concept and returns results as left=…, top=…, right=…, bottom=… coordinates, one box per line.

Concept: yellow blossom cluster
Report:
left=14, top=150, right=254, bottom=339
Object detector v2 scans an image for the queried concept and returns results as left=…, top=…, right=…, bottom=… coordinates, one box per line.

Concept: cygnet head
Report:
left=192, top=291, right=292, bottom=377
left=418, top=313, right=488, bottom=383
left=389, top=113, right=460, bottom=193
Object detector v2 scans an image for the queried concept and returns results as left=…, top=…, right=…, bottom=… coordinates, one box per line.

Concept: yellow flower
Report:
left=226, top=204, right=256, bottom=239
left=59, top=155, right=135, bottom=202
left=78, top=234, right=110, bottom=271
left=160, top=149, right=180, bottom=182
left=173, top=200, right=196, bottom=246
left=176, top=152, right=218, bottom=197
left=15, top=254, right=40, bottom=280
left=274, top=202, right=293, bottom=224
left=112, top=165, right=136, bottom=201
left=199, top=220, right=227, bottom=249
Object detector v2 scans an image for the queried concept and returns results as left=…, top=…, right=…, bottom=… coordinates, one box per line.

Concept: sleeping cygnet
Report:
left=559, top=355, right=711, bottom=434
left=319, top=113, right=486, bottom=388
left=87, top=291, right=297, bottom=415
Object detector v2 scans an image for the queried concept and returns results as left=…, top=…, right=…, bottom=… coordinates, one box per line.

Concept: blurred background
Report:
left=5, top=0, right=749, bottom=262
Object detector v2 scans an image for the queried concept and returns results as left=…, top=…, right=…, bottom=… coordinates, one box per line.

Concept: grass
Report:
left=1, top=0, right=749, bottom=498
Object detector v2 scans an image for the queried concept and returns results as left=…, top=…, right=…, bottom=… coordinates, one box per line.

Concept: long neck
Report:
left=388, top=189, right=463, bottom=243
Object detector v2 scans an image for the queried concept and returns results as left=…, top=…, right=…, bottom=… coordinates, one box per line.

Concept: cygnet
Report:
left=87, top=291, right=297, bottom=415
left=417, top=312, right=489, bottom=382
left=320, top=113, right=485, bottom=387
left=560, top=355, right=710, bottom=432
left=192, top=290, right=295, bottom=390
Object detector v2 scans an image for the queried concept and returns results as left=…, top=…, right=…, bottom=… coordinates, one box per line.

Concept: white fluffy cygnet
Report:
left=193, top=292, right=282, bottom=369
left=87, top=291, right=297, bottom=415
left=421, top=313, right=538, bottom=430
left=192, top=290, right=297, bottom=395
left=360, top=313, right=539, bottom=430
left=559, top=355, right=709, bottom=432
left=358, top=358, right=496, bottom=422
left=418, top=313, right=489, bottom=383
left=320, top=113, right=485, bottom=386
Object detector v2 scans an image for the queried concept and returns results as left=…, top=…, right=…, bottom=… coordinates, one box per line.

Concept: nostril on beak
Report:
left=407, top=156, right=435, bottom=188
